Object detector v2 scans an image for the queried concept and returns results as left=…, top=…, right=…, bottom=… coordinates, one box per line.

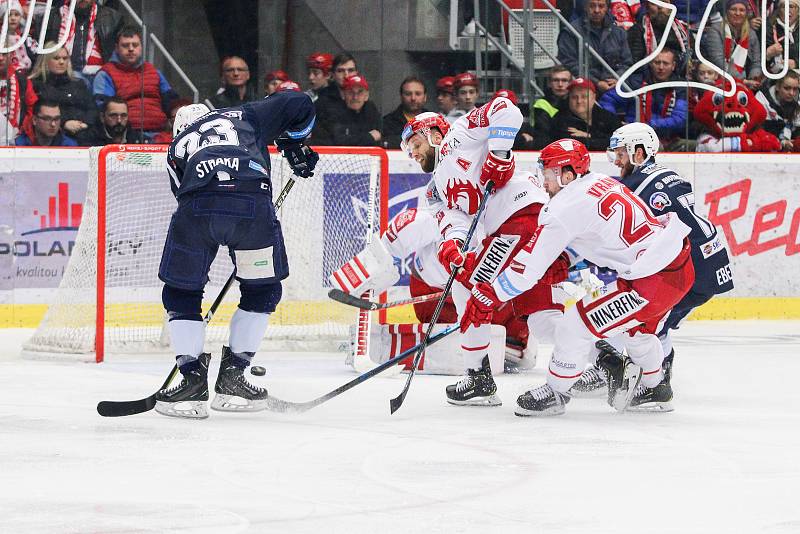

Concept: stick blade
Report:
left=96, top=396, right=156, bottom=417
left=389, top=391, right=406, bottom=414
left=327, top=288, right=373, bottom=310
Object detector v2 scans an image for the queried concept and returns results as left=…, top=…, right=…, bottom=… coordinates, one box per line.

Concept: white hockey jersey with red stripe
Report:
left=381, top=206, right=451, bottom=289
left=492, top=172, right=691, bottom=302
left=429, top=97, right=547, bottom=242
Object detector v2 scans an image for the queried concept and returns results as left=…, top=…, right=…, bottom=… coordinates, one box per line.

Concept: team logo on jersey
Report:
left=445, top=178, right=483, bottom=214
left=701, top=235, right=724, bottom=259
left=469, top=236, right=520, bottom=285
left=466, top=103, right=491, bottom=128
left=490, top=99, right=508, bottom=114
left=649, top=191, right=671, bottom=210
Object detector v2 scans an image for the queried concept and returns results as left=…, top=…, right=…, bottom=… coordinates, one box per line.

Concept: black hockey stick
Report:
left=389, top=181, right=494, bottom=415
left=96, top=270, right=236, bottom=417
left=97, top=178, right=298, bottom=417
left=327, top=288, right=444, bottom=311
left=262, top=324, right=459, bottom=414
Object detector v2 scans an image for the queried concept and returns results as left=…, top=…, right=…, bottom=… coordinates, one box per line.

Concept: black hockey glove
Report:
left=281, top=142, right=319, bottom=178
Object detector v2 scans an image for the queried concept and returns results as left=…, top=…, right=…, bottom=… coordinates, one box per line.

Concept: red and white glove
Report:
left=479, top=151, right=515, bottom=188
left=540, top=252, right=570, bottom=285
left=460, top=282, right=501, bottom=332
left=438, top=238, right=478, bottom=284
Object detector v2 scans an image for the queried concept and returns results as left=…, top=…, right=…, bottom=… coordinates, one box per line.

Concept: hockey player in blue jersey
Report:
left=573, top=123, right=734, bottom=411
left=154, top=91, right=319, bottom=419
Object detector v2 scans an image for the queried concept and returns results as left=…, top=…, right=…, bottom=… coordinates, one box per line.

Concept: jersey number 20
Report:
left=174, top=118, right=240, bottom=159
left=598, top=189, right=661, bottom=247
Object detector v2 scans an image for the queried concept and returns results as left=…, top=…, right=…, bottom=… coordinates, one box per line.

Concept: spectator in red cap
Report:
left=448, top=71, right=479, bottom=122
left=382, top=76, right=430, bottom=148
left=436, top=75, right=457, bottom=118
left=277, top=80, right=302, bottom=92
left=306, top=51, right=333, bottom=102
left=211, top=56, right=255, bottom=109
left=550, top=77, right=622, bottom=150
left=264, top=69, right=289, bottom=96
left=312, top=73, right=382, bottom=146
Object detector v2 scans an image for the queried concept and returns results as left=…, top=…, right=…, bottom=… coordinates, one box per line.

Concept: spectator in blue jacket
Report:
left=557, top=0, right=633, bottom=94
left=598, top=48, right=688, bottom=141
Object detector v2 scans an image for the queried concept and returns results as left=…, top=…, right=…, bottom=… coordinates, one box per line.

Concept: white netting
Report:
left=24, top=146, right=384, bottom=359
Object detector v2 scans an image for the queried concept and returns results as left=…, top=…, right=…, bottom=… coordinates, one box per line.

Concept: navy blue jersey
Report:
left=166, top=91, right=315, bottom=198
left=620, top=160, right=734, bottom=295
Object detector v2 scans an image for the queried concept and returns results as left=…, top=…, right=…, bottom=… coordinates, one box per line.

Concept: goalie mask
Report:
left=400, top=112, right=450, bottom=163
left=607, top=123, right=659, bottom=167
left=173, top=103, right=211, bottom=137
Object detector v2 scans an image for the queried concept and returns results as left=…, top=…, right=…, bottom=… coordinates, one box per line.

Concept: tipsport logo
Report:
left=0, top=1, right=77, bottom=55
left=600, top=0, right=790, bottom=100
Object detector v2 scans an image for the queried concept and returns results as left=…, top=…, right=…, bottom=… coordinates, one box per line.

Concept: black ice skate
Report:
left=515, top=384, right=570, bottom=416
left=628, top=378, right=674, bottom=412
left=446, top=355, right=502, bottom=406
left=568, top=364, right=607, bottom=397
left=154, top=353, right=211, bottom=419
left=211, top=346, right=269, bottom=412
left=663, top=349, right=674, bottom=385
left=595, top=340, right=642, bottom=412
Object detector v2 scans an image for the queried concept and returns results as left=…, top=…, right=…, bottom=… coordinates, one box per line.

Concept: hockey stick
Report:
left=262, top=324, right=459, bottom=414
left=96, top=178, right=298, bottom=417
left=389, top=181, right=495, bottom=415
left=328, top=288, right=444, bottom=311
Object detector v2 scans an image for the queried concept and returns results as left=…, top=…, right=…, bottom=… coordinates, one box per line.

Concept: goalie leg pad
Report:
left=329, top=238, right=399, bottom=295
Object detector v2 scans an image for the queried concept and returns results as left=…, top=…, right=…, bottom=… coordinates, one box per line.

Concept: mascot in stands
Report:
left=695, top=81, right=781, bottom=152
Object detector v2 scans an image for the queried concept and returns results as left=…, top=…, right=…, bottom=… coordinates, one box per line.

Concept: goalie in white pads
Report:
left=401, top=110, right=571, bottom=406
left=460, top=139, right=695, bottom=416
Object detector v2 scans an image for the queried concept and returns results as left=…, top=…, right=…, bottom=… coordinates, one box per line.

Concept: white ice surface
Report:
left=1, top=321, right=799, bottom=534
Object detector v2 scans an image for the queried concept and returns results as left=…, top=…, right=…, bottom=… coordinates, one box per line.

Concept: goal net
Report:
left=23, top=145, right=388, bottom=362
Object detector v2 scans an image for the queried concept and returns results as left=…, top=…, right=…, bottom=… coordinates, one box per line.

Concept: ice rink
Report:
left=1, top=320, right=799, bottom=534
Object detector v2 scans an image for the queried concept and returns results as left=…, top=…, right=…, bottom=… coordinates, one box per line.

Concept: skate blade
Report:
left=154, top=400, right=208, bottom=419
left=446, top=394, right=502, bottom=407
left=514, top=404, right=566, bottom=417
left=613, top=364, right=643, bottom=412
left=627, top=401, right=674, bottom=413
left=211, top=394, right=269, bottom=413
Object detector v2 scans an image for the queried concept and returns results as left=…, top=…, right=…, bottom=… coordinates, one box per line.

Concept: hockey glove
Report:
left=438, top=238, right=478, bottom=281
left=281, top=142, right=319, bottom=178
left=479, top=151, right=515, bottom=188
left=540, top=252, right=570, bottom=285
left=461, top=282, right=500, bottom=332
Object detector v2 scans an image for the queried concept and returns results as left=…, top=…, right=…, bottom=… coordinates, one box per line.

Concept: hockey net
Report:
left=23, top=145, right=388, bottom=362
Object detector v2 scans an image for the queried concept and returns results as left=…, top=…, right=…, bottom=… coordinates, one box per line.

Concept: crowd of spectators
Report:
left=4, top=0, right=800, bottom=152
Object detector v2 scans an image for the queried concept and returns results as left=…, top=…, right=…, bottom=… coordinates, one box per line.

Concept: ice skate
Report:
left=154, top=353, right=211, bottom=419
left=596, top=346, right=642, bottom=412
left=446, top=355, right=502, bottom=406
left=663, top=349, right=674, bottom=385
left=504, top=336, right=537, bottom=373
left=211, top=346, right=269, bottom=412
left=628, top=378, right=674, bottom=412
left=567, top=364, right=607, bottom=397
left=515, top=384, right=570, bottom=416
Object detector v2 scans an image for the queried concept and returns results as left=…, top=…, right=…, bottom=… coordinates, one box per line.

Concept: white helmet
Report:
left=607, top=122, right=659, bottom=167
left=173, top=103, right=210, bottom=136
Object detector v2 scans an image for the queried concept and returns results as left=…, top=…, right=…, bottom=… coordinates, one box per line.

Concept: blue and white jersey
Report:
left=621, top=160, right=734, bottom=295
left=166, top=91, right=315, bottom=198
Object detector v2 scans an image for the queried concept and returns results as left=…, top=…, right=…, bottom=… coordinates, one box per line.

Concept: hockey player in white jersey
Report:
left=460, top=139, right=695, bottom=416
left=571, top=123, right=734, bottom=410
left=401, top=110, right=569, bottom=406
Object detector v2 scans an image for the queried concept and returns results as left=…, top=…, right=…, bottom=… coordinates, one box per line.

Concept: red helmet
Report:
left=306, top=52, right=333, bottom=73
left=539, top=138, right=591, bottom=179
left=493, top=88, right=518, bottom=105
left=454, top=72, right=478, bottom=89
left=436, top=76, right=456, bottom=94
left=400, top=112, right=450, bottom=156
left=265, top=69, right=289, bottom=83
